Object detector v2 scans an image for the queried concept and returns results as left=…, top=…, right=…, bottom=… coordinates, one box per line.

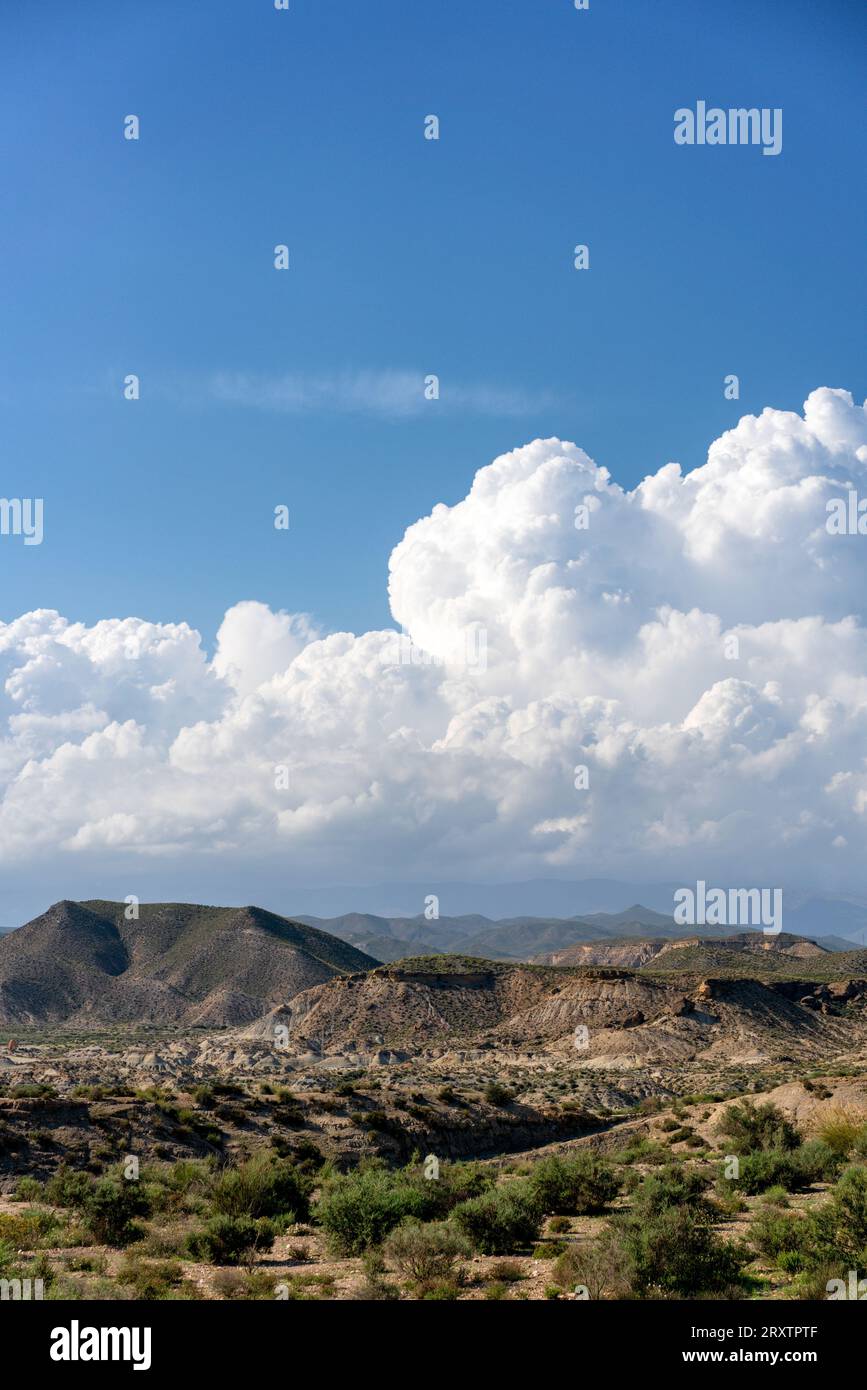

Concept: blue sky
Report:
left=1, top=1, right=866, bottom=921
left=2, top=0, right=864, bottom=646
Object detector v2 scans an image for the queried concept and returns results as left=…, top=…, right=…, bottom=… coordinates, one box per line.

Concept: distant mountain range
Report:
left=295, top=904, right=863, bottom=962
left=280, top=880, right=867, bottom=944
left=0, top=895, right=863, bottom=1030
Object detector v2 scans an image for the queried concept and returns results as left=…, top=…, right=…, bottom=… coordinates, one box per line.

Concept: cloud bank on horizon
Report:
left=2, top=387, right=867, bottom=892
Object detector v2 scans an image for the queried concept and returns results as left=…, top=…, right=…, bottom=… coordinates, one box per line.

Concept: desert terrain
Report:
left=1, top=901, right=867, bottom=1301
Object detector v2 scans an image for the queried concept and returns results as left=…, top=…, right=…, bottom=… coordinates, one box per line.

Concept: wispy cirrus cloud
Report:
left=206, top=368, right=559, bottom=418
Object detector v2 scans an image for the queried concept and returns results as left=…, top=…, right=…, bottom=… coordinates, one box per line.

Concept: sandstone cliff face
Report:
left=246, top=957, right=867, bottom=1067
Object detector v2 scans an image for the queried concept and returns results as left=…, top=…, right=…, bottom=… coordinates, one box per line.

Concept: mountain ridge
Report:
left=0, top=900, right=379, bottom=1028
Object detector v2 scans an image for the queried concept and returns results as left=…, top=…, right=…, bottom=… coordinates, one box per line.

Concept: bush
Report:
left=633, top=1165, right=710, bottom=1219
left=552, top=1230, right=634, bottom=1299
left=750, top=1207, right=812, bottom=1267
left=210, top=1153, right=310, bottom=1222
left=0, top=1207, right=59, bottom=1247
left=315, top=1167, right=429, bottom=1255
left=84, top=1177, right=149, bottom=1247
left=483, top=1082, right=513, bottom=1107
left=816, top=1108, right=866, bottom=1158
left=187, top=1215, right=275, bottom=1266
left=528, top=1154, right=621, bottom=1216
left=793, top=1140, right=839, bottom=1184
left=453, top=1182, right=542, bottom=1255
left=788, top=1264, right=852, bottom=1300
left=421, top=1278, right=462, bottom=1300
left=757, top=1186, right=790, bottom=1207
left=383, top=1220, right=470, bottom=1285
left=719, top=1100, right=801, bottom=1155
left=810, top=1165, right=867, bottom=1267
left=750, top=1166, right=867, bottom=1275
left=733, top=1149, right=803, bottom=1195
left=13, top=1177, right=43, bottom=1203
left=417, top=1161, right=494, bottom=1217
left=117, top=1256, right=188, bottom=1299
left=142, top=1158, right=214, bottom=1215
left=212, top=1268, right=279, bottom=1300
left=44, top=1167, right=93, bottom=1209
left=613, top=1205, right=748, bottom=1296
left=733, top=1142, right=837, bottom=1196
left=488, top=1259, right=524, bottom=1283
left=532, top=1239, right=567, bottom=1258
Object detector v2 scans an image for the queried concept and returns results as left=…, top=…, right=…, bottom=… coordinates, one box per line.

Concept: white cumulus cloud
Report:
left=1, top=387, right=866, bottom=896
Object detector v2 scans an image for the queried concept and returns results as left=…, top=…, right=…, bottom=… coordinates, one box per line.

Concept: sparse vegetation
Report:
left=3, top=911, right=867, bottom=1301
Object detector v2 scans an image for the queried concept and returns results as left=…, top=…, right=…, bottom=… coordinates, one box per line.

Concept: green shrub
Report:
left=13, top=1177, right=43, bottom=1203
left=417, top=1161, right=494, bottom=1217
left=719, top=1100, right=801, bottom=1155
left=632, top=1165, right=710, bottom=1219
left=84, top=1178, right=149, bottom=1247
left=315, top=1167, right=429, bottom=1255
left=421, top=1278, right=462, bottom=1300
left=532, top=1239, right=567, bottom=1258
left=44, top=1167, right=93, bottom=1209
left=187, top=1215, right=275, bottom=1265
left=750, top=1207, right=812, bottom=1265
left=613, top=1137, right=669, bottom=1166
left=0, top=1207, right=60, bottom=1247
left=613, top=1205, right=748, bottom=1296
left=788, top=1264, right=851, bottom=1300
left=810, top=1165, right=867, bottom=1266
left=552, top=1230, right=634, bottom=1299
left=757, top=1185, right=790, bottom=1207
left=733, top=1142, right=836, bottom=1196
left=488, top=1259, right=524, bottom=1282
left=117, top=1256, right=188, bottom=1299
left=528, top=1154, right=621, bottom=1216
left=793, top=1140, right=839, bottom=1183
left=142, top=1157, right=214, bottom=1214
left=210, top=1153, right=310, bottom=1222
left=484, top=1280, right=508, bottom=1300
left=453, top=1182, right=542, bottom=1255
left=383, top=1220, right=470, bottom=1285
left=483, top=1082, right=513, bottom=1107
